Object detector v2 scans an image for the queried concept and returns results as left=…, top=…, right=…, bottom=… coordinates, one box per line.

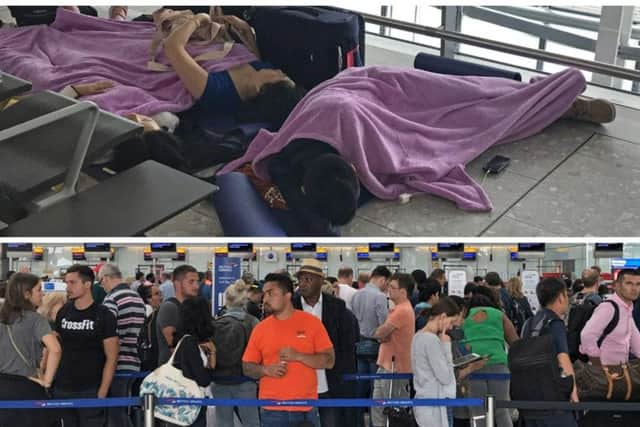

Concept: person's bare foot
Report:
left=563, top=96, right=616, bottom=124
left=109, top=6, right=128, bottom=21
left=61, top=6, right=81, bottom=13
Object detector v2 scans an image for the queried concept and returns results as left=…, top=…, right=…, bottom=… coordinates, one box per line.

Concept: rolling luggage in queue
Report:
left=249, top=6, right=365, bottom=89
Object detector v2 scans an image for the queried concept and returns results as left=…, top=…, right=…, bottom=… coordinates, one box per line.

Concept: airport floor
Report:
left=3, top=6, right=638, bottom=237
left=146, top=41, right=640, bottom=238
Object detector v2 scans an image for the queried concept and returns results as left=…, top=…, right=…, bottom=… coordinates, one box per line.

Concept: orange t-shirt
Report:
left=377, top=300, right=415, bottom=373
left=242, top=309, right=334, bottom=411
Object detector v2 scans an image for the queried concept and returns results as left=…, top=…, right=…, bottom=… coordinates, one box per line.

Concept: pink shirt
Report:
left=377, top=300, right=415, bottom=373
left=580, top=293, right=640, bottom=365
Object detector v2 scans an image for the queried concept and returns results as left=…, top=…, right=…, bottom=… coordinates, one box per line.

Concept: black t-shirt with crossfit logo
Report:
left=55, top=301, right=118, bottom=391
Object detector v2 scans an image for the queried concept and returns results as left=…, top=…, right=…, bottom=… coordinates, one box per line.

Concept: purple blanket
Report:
left=220, top=66, right=585, bottom=211
left=0, top=8, right=257, bottom=116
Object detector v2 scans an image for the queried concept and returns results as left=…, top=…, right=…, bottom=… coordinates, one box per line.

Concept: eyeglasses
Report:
left=388, top=285, right=401, bottom=290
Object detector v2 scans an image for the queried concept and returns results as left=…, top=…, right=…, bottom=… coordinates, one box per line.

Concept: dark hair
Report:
left=485, top=272, right=502, bottom=287
left=464, top=282, right=478, bottom=295
left=536, top=277, right=567, bottom=307
left=572, top=279, right=584, bottom=294
left=371, top=266, right=392, bottom=279
left=429, top=268, right=446, bottom=281
left=466, top=294, right=500, bottom=314
left=473, top=276, right=484, bottom=283
left=264, top=273, right=294, bottom=295
left=246, top=80, right=308, bottom=129
left=113, top=130, right=188, bottom=173
left=0, top=272, right=40, bottom=324
left=411, top=269, right=428, bottom=286
left=138, top=284, right=153, bottom=305
left=326, top=276, right=338, bottom=284
left=135, top=271, right=145, bottom=281
left=146, top=273, right=156, bottom=283
left=390, top=273, right=415, bottom=297
left=424, top=296, right=461, bottom=319
left=419, top=282, right=441, bottom=303
left=301, top=152, right=359, bottom=225
left=337, top=267, right=354, bottom=279
left=449, top=295, right=466, bottom=310
left=180, top=297, right=214, bottom=342
left=173, top=265, right=198, bottom=282
left=65, top=264, right=95, bottom=283
left=6, top=270, right=15, bottom=280
left=616, top=268, right=640, bottom=283
left=590, top=265, right=602, bottom=274
left=472, top=284, right=500, bottom=306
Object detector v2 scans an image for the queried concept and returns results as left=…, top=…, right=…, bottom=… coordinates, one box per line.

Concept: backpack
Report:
left=509, top=297, right=529, bottom=335
left=137, top=310, right=159, bottom=372
left=508, top=310, right=575, bottom=417
left=211, top=313, right=255, bottom=384
left=567, top=295, right=617, bottom=362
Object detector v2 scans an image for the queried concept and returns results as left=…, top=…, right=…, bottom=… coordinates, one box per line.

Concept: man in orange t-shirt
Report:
left=242, top=272, right=335, bottom=427
left=371, top=273, right=416, bottom=427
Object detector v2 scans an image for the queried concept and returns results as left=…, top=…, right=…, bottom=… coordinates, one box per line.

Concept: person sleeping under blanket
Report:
left=221, top=65, right=616, bottom=233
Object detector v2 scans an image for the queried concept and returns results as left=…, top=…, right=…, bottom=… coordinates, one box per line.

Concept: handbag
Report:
left=574, top=359, right=640, bottom=401
left=6, top=323, right=39, bottom=378
left=139, top=335, right=205, bottom=426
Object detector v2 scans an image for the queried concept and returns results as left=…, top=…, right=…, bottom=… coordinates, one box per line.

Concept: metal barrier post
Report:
left=485, top=395, right=495, bottom=427
left=143, top=393, right=156, bottom=427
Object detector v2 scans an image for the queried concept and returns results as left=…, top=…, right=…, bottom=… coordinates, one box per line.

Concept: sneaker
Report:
left=564, top=97, right=616, bottom=124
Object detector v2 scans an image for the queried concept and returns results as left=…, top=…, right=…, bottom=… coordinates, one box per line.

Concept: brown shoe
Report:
left=564, top=97, right=616, bottom=124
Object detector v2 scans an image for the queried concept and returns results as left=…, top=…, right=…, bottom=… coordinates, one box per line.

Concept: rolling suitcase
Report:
left=248, top=6, right=365, bottom=89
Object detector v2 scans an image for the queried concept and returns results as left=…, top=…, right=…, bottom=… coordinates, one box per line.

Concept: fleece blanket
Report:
left=220, top=66, right=585, bottom=211
left=0, top=8, right=258, bottom=116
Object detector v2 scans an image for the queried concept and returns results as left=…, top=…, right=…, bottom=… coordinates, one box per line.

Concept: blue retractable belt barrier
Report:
left=343, top=373, right=511, bottom=381
left=117, top=372, right=511, bottom=381
left=0, top=397, right=140, bottom=409
left=0, top=397, right=484, bottom=409
left=155, top=397, right=485, bottom=408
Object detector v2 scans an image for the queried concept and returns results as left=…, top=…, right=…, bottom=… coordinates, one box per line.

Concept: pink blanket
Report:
left=0, top=8, right=257, bottom=116
left=220, top=66, right=585, bottom=211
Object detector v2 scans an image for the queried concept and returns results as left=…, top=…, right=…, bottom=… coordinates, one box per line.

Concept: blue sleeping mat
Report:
left=414, top=52, right=522, bottom=81
left=213, top=172, right=287, bottom=237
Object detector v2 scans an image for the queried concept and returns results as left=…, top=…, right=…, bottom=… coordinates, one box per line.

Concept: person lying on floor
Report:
left=163, top=12, right=307, bottom=128
left=219, top=65, right=616, bottom=232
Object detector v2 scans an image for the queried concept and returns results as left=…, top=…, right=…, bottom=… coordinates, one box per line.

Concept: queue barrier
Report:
left=4, top=394, right=640, bottom=426
left=116, top=372, right=512, bottom=382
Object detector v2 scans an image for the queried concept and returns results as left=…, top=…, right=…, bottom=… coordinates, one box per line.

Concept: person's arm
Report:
left=162, top=326, right=177, bottom=351
left=163, top=14, right=210, bottom=98
left=374, top=320, right=397, bottom=343
left=376, top=294, right=389, bottom=328
left=158, top=302, right=180, bottom=352
left=502, top=314, right=519, bottom=345
left=550, top=319, right=578, bottom=402
left=580, top=303, right=614, bottom=365
left=98, top=336, right=119, bottom=398
left=38, top=334, right=62, bottom=388
left=421, top=333, right=456, bottom=386
left=279, top=346, right=335, bottom=369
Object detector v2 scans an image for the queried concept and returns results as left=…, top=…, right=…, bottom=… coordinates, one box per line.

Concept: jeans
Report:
left=107, top=375, right=134, bottom=427
left=260, top=408, right=321, bottom=427
left=355, top=339, right=379, bottom=427
left=54, top=387, right=106, bottom=427
left=210, top=381, right=260, bottom=427
left=468, top=364, right=512, bottom=427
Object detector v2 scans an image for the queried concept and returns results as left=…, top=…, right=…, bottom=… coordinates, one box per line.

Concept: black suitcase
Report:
left=248, top=6, right=365, bottom=89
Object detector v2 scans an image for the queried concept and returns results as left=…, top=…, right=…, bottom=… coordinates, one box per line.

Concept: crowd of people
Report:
left=1, top=262, right=640, bottom=427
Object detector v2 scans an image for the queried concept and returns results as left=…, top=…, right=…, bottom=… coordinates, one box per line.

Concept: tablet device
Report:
left=452, top=353, right=484, bottom=368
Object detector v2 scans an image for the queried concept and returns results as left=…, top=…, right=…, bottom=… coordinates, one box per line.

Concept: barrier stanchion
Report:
left=485, top=395, right=495, bottom=427
left=144, top=393, right=156, bottom=427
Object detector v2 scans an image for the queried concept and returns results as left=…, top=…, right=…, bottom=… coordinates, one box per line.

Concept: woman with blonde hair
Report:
left=37, top=292, right=67, bottom=328
left=505, top=277, right=534, bottom=334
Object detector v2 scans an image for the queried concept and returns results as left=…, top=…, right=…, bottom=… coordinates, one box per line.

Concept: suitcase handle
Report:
left=280, top=6, right=322, bottom=18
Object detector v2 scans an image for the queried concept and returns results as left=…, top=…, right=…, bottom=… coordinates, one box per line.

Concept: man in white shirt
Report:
left=336, top=267, right=357, bottom=311
left=293, top=259, right=360, bottom=427
left=159, top=271, right=175, bottom=301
